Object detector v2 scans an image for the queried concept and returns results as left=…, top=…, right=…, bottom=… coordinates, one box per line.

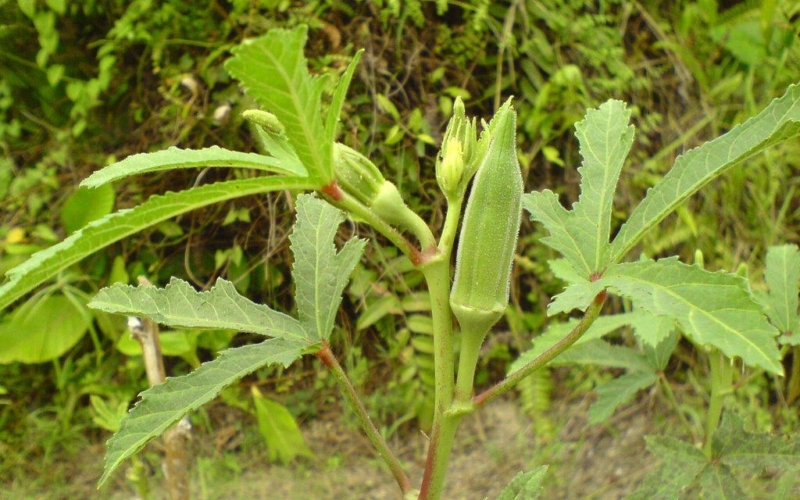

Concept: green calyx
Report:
left=449, top=99, right=523, bottom=337
left=371, top=182, right=415, bottom=228
left=333, top=143, right=386, bottom=206
left=334, top=144, right=430, bottom=244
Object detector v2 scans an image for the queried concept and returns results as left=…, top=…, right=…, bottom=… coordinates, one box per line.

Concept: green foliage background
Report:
left=1, top=0, right=799, bottom=495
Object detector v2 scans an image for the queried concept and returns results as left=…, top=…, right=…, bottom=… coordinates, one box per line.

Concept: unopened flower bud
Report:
left=439, top=138, right=465, bottom=193
left=333, top=143, right=386, bottom=206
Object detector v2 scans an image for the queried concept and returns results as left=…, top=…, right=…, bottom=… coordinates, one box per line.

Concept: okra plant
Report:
left=1, top=25, right=800, bottom=498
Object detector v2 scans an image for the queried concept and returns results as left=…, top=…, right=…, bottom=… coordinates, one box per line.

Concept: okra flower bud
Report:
left=449, top=99, right=523, bottom=336
left=439, top=138, right=465, bottom=193
left=334, top=144, right=429, bottom=241
left=242, top=109, right=303, bottom=170
left=242, top=109, right=285, bottom=135
left=436, top=97, right=480, bottom=198
left=333, top=143, right=386, bottom=206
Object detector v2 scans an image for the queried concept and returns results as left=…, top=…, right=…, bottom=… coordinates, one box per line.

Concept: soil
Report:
left=84, top=396, right=658, bottom=500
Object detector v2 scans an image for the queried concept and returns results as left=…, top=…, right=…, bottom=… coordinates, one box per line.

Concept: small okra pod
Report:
left=449, top=99, right=523, bottom=336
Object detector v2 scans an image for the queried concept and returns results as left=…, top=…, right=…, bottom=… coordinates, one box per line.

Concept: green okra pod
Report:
left=449, top=99, right=523, bottom=337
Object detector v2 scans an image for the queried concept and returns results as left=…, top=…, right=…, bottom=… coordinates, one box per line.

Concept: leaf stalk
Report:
left=472, top=291, right=607, bottom=411
left=315, top=341, right=413, bottom=494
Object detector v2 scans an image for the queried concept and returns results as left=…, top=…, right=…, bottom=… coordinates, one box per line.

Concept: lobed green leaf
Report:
left=81, top=146, right=306, bottom=188
left=588, top=371, right=658, bottom=424
left=759, top=244, right=800, bottom=345
left=100, top=338, right=306, bottom=485
left=628, top=435, right=709, bottom=499
left=225, top=26, right=332, bottom=182
left=88, top=278, right=308, bottom=342
left=495, top=466, right=548, bottom=500
left=560, top=258, right=782, bottom=373
left=524, top=100, right=634, bottom=278
left=0, top=176, right=316, bottom=311
left=290, top=194, right=366, bottom=341
left=611, top=83, right=800, bottom=262
left=633, top=413, right=800, bottom=499
left=712, top=412, right=800, bottom=470
left=554, top=340, right=653, bottom=372
left=509, top=310, right=667, bottom=375
left=643, top=330, right=680, bottom=371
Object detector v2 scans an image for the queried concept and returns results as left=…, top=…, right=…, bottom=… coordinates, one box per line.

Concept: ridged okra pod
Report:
left=450, top=100, right=523, bottom=337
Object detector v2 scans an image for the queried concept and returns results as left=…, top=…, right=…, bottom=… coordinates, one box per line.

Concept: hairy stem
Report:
left=438, top=192, right=465, bottom=257
left=705, top=349, right=732, bottom=457
left=323, top=186, right=426, bottom=263
left=471, top=291, right=607, bottom=411
left=418, top=256, right=457, bottom=500
left=316, top=342, right=413, bottom=495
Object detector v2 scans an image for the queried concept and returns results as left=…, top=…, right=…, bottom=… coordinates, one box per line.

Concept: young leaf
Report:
left=81, top=146, right=306, bottom=188
left=290, top=194, right=366, bottom=341
left=252, top=387, right=314, bottom=464
left=100, top=338, right=306, bottom=486
left=225, top=26, right=332, bottom=182
left=0, top=176, right=316, bottom=311
left=88, top=278, right=307, bottom=342
left=495, top=465, right=548, bottom=500
left=324, top=50, right=363, bottom=145
left=524, top=100, right=634, bottom=278
left=611, top=84, right=800, bottom=262
left=555, top=258, right=783, bottom=374
left=588, top=371, right=658, bottom=424
left=759, top=244, right=800, bottom=345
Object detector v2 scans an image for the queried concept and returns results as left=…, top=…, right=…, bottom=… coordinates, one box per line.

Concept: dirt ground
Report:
left=152, top=397, right=655, bottom=499
left=4, top=395, right=661, bottom=500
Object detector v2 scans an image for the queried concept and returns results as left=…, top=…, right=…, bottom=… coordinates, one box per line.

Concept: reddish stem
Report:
left=321, top=180, right=343, bottom=201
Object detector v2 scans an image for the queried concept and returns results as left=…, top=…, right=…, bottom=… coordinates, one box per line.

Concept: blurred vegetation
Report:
left=1, top=0, right=799, bottom=496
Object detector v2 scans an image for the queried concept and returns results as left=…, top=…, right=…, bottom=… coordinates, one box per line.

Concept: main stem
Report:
left=419, top=290, right=607, bottom=499
left=316, top=342, right=413, bottom=494
left=704, top=349, right=732, bottom=457
left=418, top=257, right=456, bottom=500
